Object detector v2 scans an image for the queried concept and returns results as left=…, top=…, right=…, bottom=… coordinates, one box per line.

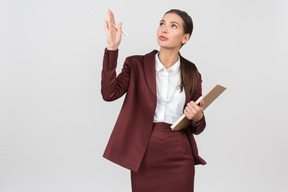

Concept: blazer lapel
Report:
left=144, top=50, right=158, bottom=97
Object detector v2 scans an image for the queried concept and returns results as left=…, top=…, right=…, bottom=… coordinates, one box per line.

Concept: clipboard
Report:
left=171, top=84, right=226, bottom=131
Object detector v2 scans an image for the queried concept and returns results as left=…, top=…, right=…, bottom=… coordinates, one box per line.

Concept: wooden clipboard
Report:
left=171, top=84, right=226, bottom=131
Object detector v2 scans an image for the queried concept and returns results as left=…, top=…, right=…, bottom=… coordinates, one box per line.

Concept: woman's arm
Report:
left=101, top=49, right=130, bottom=101
left=184, top=71, right=206, bottom=135
left=101, top=10, right=130, bottom=101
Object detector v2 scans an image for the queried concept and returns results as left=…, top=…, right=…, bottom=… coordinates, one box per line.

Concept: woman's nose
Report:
left=162, top=26, right=168, bottom=33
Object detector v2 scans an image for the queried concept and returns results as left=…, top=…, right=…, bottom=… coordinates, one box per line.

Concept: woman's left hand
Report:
left=184, top=99, right=204, bottom=123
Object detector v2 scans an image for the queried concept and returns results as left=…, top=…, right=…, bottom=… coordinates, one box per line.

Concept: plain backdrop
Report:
left=1, top=0, right=288, bottom=191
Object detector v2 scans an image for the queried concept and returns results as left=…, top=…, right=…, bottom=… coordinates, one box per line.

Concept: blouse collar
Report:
left=155, top=53, right=180, bottom=73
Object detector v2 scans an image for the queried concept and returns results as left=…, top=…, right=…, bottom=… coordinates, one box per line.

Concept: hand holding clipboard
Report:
left=171, top=85, right=226, bottom=131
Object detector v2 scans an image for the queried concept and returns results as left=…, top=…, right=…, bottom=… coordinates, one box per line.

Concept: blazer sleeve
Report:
left=101, top=48, right=130, bottom=101
left=190, top=71, right=206, bottom=135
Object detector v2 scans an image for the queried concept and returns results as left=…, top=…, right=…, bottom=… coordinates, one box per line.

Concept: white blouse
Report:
left=153, top=53, right=186, bottom=124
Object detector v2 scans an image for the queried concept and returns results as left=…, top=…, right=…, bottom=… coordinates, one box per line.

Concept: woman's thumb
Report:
left=199, top=99, right=204, bottom=108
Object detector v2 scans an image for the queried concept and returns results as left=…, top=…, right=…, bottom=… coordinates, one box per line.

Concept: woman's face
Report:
left=157, top=13, right=190, bottom=50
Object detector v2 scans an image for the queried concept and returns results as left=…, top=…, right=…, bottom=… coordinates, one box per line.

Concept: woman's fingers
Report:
left=108, top=9, right=116, bottom=26
left=199, top=99, right=204, bottom=108
left=117, top=22, right=123, bottom=36
left=104, top=19, right=108, bottom=33
left=184, top=109, right=190, bottom=119
left=185, top=106, right=196, bottom=119
left=107, top=10, right=115, bottom=32
left=105, top=9, right=122, bottom=50
left=184, top=101, right=204, bottom=121
left=187, top=102, right=198, bottom=112
left=107, top=9, right=112, bottom=29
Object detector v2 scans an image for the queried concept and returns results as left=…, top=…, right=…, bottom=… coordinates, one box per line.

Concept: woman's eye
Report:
left=160, top=22, right=164, bottom=27
left=172, top=24, right=177, bottom=28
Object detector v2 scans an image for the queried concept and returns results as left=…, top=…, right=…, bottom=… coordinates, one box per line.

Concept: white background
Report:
left=1, top=0, right=288, bottom=191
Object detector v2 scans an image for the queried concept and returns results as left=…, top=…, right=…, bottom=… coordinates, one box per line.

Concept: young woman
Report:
left=102, top=9, right=206, bottom=192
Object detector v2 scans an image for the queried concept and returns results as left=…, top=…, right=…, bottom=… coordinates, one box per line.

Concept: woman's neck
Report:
left=158, top=48, right=179, bottom=69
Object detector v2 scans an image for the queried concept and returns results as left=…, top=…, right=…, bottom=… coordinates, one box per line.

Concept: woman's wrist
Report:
left=107, top=46, right=118, bottom=51
left=192, top=112, right=203, bottom=123
left=107, top=43, right=119, bottom=50
left=192, top=119, right=201, bottom=126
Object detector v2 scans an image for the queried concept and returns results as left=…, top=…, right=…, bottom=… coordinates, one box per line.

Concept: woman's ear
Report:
left=182, top=34, right=190, bottom=44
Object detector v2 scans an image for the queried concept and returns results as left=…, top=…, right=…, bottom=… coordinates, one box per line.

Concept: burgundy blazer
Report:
left=101, top=48, right=206, bottom=172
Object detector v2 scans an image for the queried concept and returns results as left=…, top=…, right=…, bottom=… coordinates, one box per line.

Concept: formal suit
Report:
left=101, top=48, right=206, bottom=173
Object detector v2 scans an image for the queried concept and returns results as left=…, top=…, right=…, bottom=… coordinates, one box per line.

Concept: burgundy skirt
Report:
left=131, top=123, right=195, bottom=192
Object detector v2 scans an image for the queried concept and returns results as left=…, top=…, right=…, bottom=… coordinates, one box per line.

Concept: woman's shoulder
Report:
left=125, top=54, right=144, bottom=62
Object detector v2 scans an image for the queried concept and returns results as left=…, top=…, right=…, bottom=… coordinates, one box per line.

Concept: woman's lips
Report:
left=159, top=36, right=168, bottom=41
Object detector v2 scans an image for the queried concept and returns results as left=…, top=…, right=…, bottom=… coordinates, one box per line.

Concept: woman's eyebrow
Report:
left=160, top=20, right=180, bottom=27
left=160, top=20, right=179, bottom=25
left=170, top=21, right=180, bottom=25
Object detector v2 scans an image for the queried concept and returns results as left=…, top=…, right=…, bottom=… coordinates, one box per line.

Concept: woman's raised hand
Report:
left=104, top=9, right=122, bottom=50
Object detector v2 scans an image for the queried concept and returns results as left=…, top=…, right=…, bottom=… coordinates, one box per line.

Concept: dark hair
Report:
left=164, top=9, right=197, bottom=94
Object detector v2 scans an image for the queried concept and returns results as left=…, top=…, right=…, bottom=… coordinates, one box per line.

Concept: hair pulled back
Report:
left=164, top=9, right=197, bottom=94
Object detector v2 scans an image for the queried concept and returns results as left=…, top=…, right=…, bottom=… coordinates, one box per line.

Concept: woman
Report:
left=102, top=9, right=206, bottom=192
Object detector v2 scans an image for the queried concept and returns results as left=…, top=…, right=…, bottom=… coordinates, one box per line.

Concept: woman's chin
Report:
left=158, top=44, right=180, bottom=51
left=158, top=42, right=171, bottom=49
